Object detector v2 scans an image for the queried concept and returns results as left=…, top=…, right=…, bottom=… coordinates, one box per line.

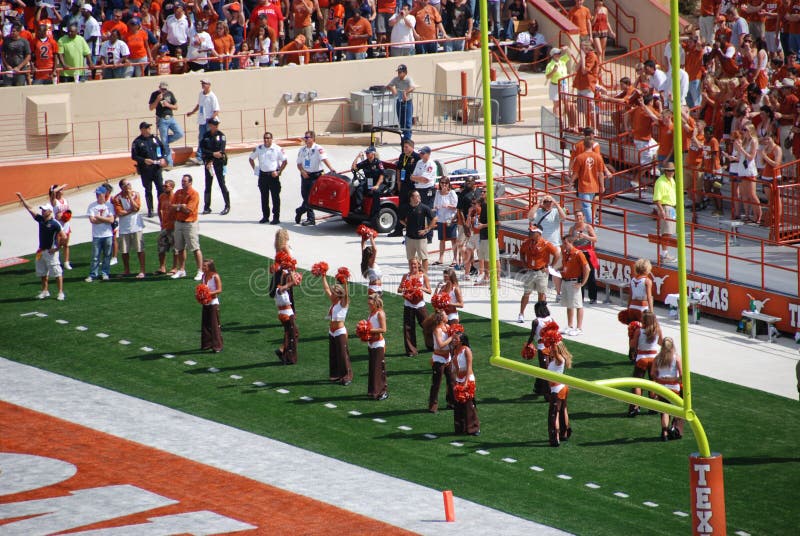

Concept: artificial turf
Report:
left=1, top=234, right=798, bottom=535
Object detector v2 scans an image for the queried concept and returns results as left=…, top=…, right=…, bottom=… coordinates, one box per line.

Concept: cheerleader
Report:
left=526, top=301, right=555, bottom=397
left=275, top=266, right=298, bottom=365
left=399, top=258, right=431, bottom=356
left=451, top=331, right=480, bottom=435
left=627, top=258, right=654, bottom=321
left=429, top=310, right=456, bottom=413
left=628, top=310, right=663, bottom=417
left=271, top=228, right=295, bottom=308
left=322, top=275, right=353, bottom=385
left=546, top=340, right=573, bottom=447
left=49, top=184, right=73, bottom=270
left=650, top=337, right=684, bottom=441
left=366, top=294, right=388, bottom=400
left=361, top=234, right=382, bottom=295
left=436, top=268, right=464, bottom=324
left=200, top=259, right=223, bottom=353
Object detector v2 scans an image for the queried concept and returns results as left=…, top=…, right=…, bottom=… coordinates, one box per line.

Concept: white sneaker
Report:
left=64, top=262, right=73, bottom=270
left=559, top=326, right=572, bottom=334
left=661, top=254, right=678, bottom=263
left=101, top=274, right=110, bottom=281
left=572, top=328, right=583, bottom=336
left=171, top=270, right=187, bottom=279
left=36, top=290, right=50, bottom=299
left=566, top=328, right=578, bottom=336
left=57, top=292, right=65, bottom=301
left=194, top=270, right=203, bottom=281
left=85, top=276, right=94, bottom=283
left=517, top=314, right=525, bottom=323
left=110, top=257, right=118, bottom=266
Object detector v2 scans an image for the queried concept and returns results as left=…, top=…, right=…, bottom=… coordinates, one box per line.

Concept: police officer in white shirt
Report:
left=411, top=145, right=437, bottom=242
left=295, top=130, right=335, bottom=226
left=249, top=132, right=288, bottom=224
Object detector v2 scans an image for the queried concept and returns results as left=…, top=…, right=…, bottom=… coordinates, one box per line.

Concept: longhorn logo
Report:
left=746, top=294, right=771, bottom=313
left=651, top=273, right=669, bottom=295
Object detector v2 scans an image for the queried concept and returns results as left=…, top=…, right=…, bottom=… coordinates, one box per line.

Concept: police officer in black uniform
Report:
left=199, top=117, right=231, bottom=215
left=131, top=121, right=167, bottom=218
left=351, top=146, right=385, bottom=222
left=388, top=138, right=420, bottom=237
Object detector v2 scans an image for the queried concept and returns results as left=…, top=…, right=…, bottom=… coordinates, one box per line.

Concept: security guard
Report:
left=350, top=146, right=384, bottom=222
left=200, top=117, right=231, bottom=215
left=388, top=138, right=420, bottom=237
left=131, top=121, right=167, bottom=218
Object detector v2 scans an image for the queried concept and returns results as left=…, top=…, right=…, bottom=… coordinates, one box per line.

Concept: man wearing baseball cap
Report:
left=15, top=193, right=67, bottom=300
left=653, top=161, right=678, bottom=263
left=85, top=186, right=116, bottom=282
left=148, top=81, right=183, bottom=167
left=386, top=64, right=417, bottom=140
left=131, top=121, right=167, bottom=218
left=186, top=78, right=220, bottom=164
left=518, top=224, right=561, bottom=321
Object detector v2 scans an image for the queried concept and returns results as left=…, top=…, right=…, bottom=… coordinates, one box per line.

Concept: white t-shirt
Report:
left=86, top=201, right=114, bottom=238
left=162, top=14, right=190, bottom=46
left=80, top=16, right=101, bottom=55
left=99, top=39, right=130, bottom=65
left=412, top=158, right=437, bottom=189
left=433, top=190, right=458, bottom=223
left=187, top=28, right=214, bottom=64
left=196, top=90, right=220, bottom=125
left=297, top=143, right=329, bottom=172
left=531, top=207, right=562, bottom=246
left=116, top=195, right=145, bottom=235
left=389, top=13, right=416, bottom=48
left=250, top=143, right=287, bottom=174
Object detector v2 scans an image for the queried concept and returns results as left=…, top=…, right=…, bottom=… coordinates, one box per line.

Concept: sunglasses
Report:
left=304, top=135, right=312, bottom=139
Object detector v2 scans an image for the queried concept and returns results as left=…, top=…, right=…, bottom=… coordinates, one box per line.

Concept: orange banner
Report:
left=689, top=453, right=726, bottom=536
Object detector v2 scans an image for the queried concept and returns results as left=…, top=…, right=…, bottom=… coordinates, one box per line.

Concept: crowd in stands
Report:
left=0, top=0, right=546, bottom=84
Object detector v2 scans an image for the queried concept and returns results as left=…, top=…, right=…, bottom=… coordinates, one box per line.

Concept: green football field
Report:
left=2, top=234, right=798, bottom=535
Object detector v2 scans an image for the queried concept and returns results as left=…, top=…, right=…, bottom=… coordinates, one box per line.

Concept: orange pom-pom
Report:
left=454, top=380, right=476, bottom=403
left=431, top=292, right=451, bottom=310
left=335, top=266, right=351, bottom=284
left=447, top=323, right=464, bottom=336
left=400, top=277, right=423, bottom=304
left=292, top=272, right=303, bottom=286
left=60, top=209, right=72, bottom=223
left=357, top=224, right=378, bottom=239
left=618, top=309, right=631, bottom=325
left=356, top=319, right=371, bottom=342
left=521, top=343, right=537, bottom=360
left=311, top=261, right=329, bottom=277
left=539, top=322, right=562, bottom=349
left=628, top=320, right=642, bottom=339
left=195, top=283, right=212, bottom=305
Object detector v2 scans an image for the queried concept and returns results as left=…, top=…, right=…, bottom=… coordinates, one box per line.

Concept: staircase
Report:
left=543, top=0, right=628, bottom=58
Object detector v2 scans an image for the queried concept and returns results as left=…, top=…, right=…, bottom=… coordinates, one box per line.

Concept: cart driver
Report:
left=351, top=147, right=385, bottom=222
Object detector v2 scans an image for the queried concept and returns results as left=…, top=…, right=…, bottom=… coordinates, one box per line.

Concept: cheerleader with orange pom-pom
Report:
left=627, top=258, right=654, bottom=322
left=398, top=258, right=431, bottom=356
left=199, top=259, right=223, bottom=352
left=627, top=310, right=662, bottom=417
left=275, top=261, right=300, bottom=365
left=649, top=337, right=683, bottom=441
left=451, top=331, right=480, bottom=435
left=546, top=339, right=573, bottom=446
left=524, top=301, right=556, bottom=398
left=434, top=267, right=464, bottom=324
left=364, top=294, right=388, bottom=400
left=360, top=232, right=382, bottom=296
left=429, top=310, right=456, bottom=413
left=322, top=267, right=353, bottom=385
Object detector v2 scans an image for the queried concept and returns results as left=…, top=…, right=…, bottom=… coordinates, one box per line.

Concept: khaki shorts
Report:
left=405, top=237, right=428, bottom=261
left=35, top=249, right=62, bottom=278
left=659, top=205, right=676, bottom=236
left=477, top=238, right=497, bottom=261
left=157, top=228, right=175, bottom=254
left=562, top=280, right=584, bottom=308
left=174, top=221, right=200, bottom=252
left=522, top=269, right=548, bottom=294
left=466, top=233, right=479, bottom=251
left=119, top=231, right=145, bottom=254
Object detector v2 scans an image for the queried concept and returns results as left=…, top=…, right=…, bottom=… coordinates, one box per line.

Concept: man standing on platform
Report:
left=200, top=118, right=231, bottom=216
left=186, top=78, right=220, bottom=164
left=652, top=161, right=678, bottom=263
left=386, top=64, right=417, bottom=140
left=249, top=132, right=287, bottom=224
left=131, top=121, right=167, bottom=218
left=518, top=225, right=560, bottom=322
left=389, top=138, right=420, bottom=237
left=295, top=130, right=335, bottom=226
left=148, top=81, right=183, bottom=168
left=570, top=134, right=610, bottom=224
left=16, top=193, right=66, bottom=301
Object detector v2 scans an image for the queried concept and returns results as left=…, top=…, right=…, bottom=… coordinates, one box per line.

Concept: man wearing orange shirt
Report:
left=701, top=124, right=723, bottom=215
left=518, top=225, right=561, bottom=321
left=741, top=0, right=767, bottom=40
left=571, top=136, right=610, bottom=224
left=763, top=1, right=784, bottom=55
left=171, top=174, right=204, bottom=281
left=573, top=38, right=599, bottom=130
left=567, top=0, right=592, bottom=40
left=559, top=234, right=590, bottom=336
left=279, top=33, right=310, bottom=65
left=624, top=93, right=660, bottom=168
left=345, top=5, right=373, bottom=60
left=156, top=179, right=179, bottom=276
left=684, top=29, right=704, bottom=108
left=291, top=0, right=317, bottom=44
left=101, top=9, right=128, bottom=41
left=413, top=0, right=445, bottom=54
left=30, top=22, right=59, bottom=84
left=698, top=0, right=721, bottom=44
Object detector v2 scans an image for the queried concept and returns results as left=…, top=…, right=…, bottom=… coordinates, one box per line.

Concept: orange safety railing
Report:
left=605, top=0, right=636, bottom=39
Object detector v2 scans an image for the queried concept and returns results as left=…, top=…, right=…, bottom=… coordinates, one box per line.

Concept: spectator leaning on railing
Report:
left=1, top=21, right=30, bottom=86
left=57, top=22, right=93, bottom=82
left=344, top=5, right=373, bottom=60
left=79, top=3, right=101, bottom=64
left=412, top=0, right=445, bottom=55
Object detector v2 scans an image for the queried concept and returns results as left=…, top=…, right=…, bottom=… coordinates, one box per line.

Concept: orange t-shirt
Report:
left=197, top=11, right=220, bottom=33
left=761, top=145, right=781, bottom=178
left=326, top=4, right=345, bottom=31
left=213, top=33, right=235, bottom=55
left=700, top=0, right=719, bottom=16
left=519, top=238, right=558, bottom=271
left=572, top=150, right=606, bottom=194
left=702, top=137, right=721, bottom=172
left=101, top=20, right=128, bottom=39
left=280, top=40, right=310, bottom=65
left=345, top=17, right=372, bottom=52
left=158, top=191, right=176, bottom=230
left=742, top=0, right=766, bottom=22
left=173, top=187, right=199, bottom=223
left=684, top=44, right=704, bottom=81
left=788, top=0, right=800, bottom=34
left=686, top=131, right=705, bottom=167
left=681, top=116, right=696, bottom=151
left=657, top=117, right=674, bottom=157
left=573, top=51, right=599, bottom=91
left=125, top=29, right=150, bottom=60
left=568, top=6, right=592, bottom=36
left=560, top=248, right=588, bottom=280
left=765, top=1, right=782, bottom=32
left=31, top=36, right=58, bottom=80
left=414, top=5, right=441, bottom=41
left=293, top=0, right=313, bottom=30
left=629, top=106, right=657, bottom=141
left=570, top=140, right=601, bottom=171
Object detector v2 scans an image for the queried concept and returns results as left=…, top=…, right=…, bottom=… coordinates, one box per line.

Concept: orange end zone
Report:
left=0, top=402, right=415, bottom=535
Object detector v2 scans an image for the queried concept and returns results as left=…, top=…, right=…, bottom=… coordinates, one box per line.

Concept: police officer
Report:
left=131, top=121, right=167, bottom=218
left=350, top=146, right=384, bottom=223
left=248, top=132, right=288, bottom=224
left=388, top=138, right=420, bottom=237
left=295, top=130, right=335, bottom=226
left=200, top=117, right=231, bottom=215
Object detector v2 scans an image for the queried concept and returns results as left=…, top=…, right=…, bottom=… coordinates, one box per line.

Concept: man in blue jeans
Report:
left=85, top=186, right=115, bottom=282
left=149, top=80, right=184, bottom=167
left=387, top=64, right=417, bottom=140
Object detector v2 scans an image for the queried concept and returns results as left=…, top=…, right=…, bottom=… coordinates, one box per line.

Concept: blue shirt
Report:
left=34, top=214, right=62, bottom=250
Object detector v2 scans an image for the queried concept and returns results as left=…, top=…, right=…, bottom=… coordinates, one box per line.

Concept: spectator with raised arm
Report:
left=388, top=2, right=415, bottom=57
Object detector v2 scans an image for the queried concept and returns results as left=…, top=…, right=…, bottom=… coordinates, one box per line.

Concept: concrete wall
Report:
left=3, top=51, right=482, bottom=159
